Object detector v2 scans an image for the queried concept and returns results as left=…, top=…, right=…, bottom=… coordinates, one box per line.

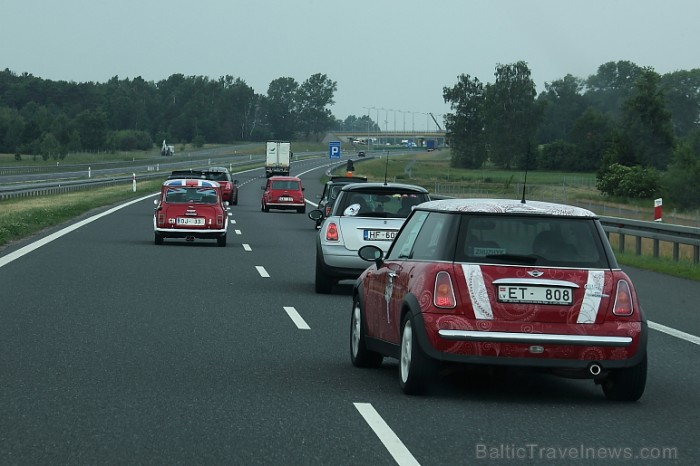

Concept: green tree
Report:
left=75, top=109, right=107, bottom=151
left=296, top=73, right=337, bottom=140
left=663, top=132, right=700, bottom=208
left=485, top=61, right=541, bottom=169
left=39, top=132, right=61, bottom=160
left=263, top=77, right=299, bottom=140
left=661, top=69, right=700, bottom=138
left=568, top=107, right=615, bottom=171
left=585, top=60, right=644, bottom=117
left=536, top=74, right=587, bottom=144
left=619, top=68, right=675, bottom=170
left=443, top=74, right=488, bottom=168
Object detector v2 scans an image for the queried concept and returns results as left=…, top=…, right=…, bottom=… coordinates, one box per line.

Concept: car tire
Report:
left=262, top=202, right=269, bottom=213
left=399, top=314, right=435, bottom=395
left=350, top=296, right=383, bottom=368
left=232, top=195, right=238, bottom=206
left=601, top=354, right=647, bottom=401
left=217, top=234, right=227, bottom=247
left=297, top=205, right=306, bottom=214
left=154, top=233, right=164, bottom=245
left=314, top=255, right=334, bottom=294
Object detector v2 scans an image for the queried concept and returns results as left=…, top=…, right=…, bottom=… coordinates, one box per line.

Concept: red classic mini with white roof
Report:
left=153, top=179, right=229, bottom=246
left=352, top=198, right=647, bottom=400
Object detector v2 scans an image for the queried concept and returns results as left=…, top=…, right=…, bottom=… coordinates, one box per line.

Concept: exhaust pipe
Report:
left=588, top=363, right=602, bottom=376
left=186, top=236, right=195, bottom=242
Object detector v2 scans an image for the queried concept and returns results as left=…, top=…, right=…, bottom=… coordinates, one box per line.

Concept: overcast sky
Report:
left=2, top=0, right=699, bottom=130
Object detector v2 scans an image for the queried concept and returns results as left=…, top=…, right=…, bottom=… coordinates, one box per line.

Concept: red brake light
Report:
left=217, top=215, right=224, bottom=227
left=326, top=222, right=339, bottom=241
left=325, top=206, right=332, bottom=216
left=612, top=279, right=634, bottom=316
left=433, top=271, right=456, bottom=309
left=157, top=213, right=165, bottom=225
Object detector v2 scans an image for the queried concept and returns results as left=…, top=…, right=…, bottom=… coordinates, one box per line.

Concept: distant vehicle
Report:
left=203, top=167, right=238, bottom=205
left=161, top=139, right=175, bottom=156
left=265, top=141, right=291, bottom=178
left=153, top=179, right=228, bottom=246
left=309, top=182, right=430, bottom=294
left=312, top=175, right=368, bottom=229
left=261, top=176, right=306, bottom=213
left=352, top=198, right=647, bottom=400
left=426, top=139, right=436, bottom=151
left=357, top=151, right=366, bottom=158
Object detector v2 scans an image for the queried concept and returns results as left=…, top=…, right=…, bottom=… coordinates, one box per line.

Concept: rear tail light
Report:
left=433, top=271, right=456, bottom=309
left=326, top=222, right=339, bottom=241
left=157, top=213, right=165, bottom=225
left=216, top=215, right=224, bottom=227
left=612, top=279, right=634, bottom=316
left=325, top=206, right=332, bottom=216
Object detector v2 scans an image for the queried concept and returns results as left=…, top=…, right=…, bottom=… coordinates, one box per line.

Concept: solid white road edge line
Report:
left=256, top=266, right=270, bottom=278
left=354, top=403, right=420, bottom=466
left=648, top=320, right=700, bottom=346
left=283, top=306, right=310, bottom=330
left=0, top=193, right=156, bottom=270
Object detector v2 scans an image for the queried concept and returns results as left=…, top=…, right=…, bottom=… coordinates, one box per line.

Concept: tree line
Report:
left=0, top=69, right=374, bottom=159
left=443, top=60, right=700, bottom=209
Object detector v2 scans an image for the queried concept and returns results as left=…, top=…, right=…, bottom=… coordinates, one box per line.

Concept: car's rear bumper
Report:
left=266, top=202, right=304, bottom=209
left=155, top=227, right=227, bottom=239
left=413, top=312, right=647, bottom=370
left=317, top=244, right=368, bottom=279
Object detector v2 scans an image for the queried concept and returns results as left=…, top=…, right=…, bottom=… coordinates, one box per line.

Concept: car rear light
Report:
left=326, top=222, right=339, bottom=241
left=325, top=206, right=332, bottom=216
left=157, top=213, right=165, bottom=225
left=216, top=215, right=224, bottom=227
left=433, top=271, right=456, bottom=309
left=612, top=279, right=634, bottom=316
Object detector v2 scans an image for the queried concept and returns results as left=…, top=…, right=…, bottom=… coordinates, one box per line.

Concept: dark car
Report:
left=313, top=175, right=368, bottom=229
left=309, top=182, right=430, bottom=293
left=358, top=151, right=366, bottom=157
left=351, top=198, right=647, bottom=400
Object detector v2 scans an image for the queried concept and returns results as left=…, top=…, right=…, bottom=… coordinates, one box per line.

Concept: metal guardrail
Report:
left=600, top=216, right=700, bottom=264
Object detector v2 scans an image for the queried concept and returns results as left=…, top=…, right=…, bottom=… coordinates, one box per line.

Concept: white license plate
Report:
left=278, top=196, right=293, bottom=202
left=363, top=229, right=397, bottom=241
left=498, top=285, right=573, bottom=305
left=176, top=217, right=205, bottom=226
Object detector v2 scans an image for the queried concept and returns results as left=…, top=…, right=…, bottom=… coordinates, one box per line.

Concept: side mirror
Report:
left=358, top=245, right=384, bottom=268
left=308, top=209, right=324, bottom=221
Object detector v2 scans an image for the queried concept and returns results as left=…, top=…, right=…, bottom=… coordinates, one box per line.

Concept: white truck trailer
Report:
left=265, top=141, right=291, bottom=177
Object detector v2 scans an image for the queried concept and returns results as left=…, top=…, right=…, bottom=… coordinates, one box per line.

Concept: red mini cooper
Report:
left=153, top=179, right=229, bottom=246
left=352, top=198, right=647, bottom=401
left=261, top=176, right=306, bottom=213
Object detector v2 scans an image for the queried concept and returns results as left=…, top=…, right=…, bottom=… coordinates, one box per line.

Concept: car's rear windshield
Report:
left=338, top=190, right=429, bottom=218
left=165, top=187, right=219, bottom=204
left=205, top=172, right=228, bottom=182
left=455, top=214, right=610, bottom=268
left=271, top=180, right=300, bottom=190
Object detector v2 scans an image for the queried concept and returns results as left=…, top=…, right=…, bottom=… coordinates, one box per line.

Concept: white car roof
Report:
left=416, top=198, right=597, bottom=217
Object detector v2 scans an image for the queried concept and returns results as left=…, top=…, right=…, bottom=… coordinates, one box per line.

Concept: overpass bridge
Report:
left=324, top=130, right=448, bottom=149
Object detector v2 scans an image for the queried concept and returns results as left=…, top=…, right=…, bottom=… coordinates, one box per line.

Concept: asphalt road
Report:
left=0, top=156, right=698, bottom=465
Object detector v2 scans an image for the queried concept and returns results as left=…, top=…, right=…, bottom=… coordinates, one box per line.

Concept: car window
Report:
left=205, top=172, right=228, bottom=182
left=339, top=190, right=428, bottom=217
left=387, top=210, right=429, bottom=260
left=409, top=212, right=458, bottom=261
left=456, top=215, right=609, bottom=268
left=271, top=180, right=300, bottom=190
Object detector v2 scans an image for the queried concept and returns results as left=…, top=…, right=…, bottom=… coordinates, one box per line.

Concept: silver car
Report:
left=310, top=182, right=430, bottom=293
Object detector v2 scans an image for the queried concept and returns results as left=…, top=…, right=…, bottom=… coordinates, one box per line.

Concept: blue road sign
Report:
left=329, top=141, right=341, bottom=159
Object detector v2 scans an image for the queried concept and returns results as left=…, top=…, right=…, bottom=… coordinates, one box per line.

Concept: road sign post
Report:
left=329, top=141, right=341, bottom=160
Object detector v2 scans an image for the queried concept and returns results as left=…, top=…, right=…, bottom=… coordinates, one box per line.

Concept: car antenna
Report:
left=383, top=151, right=389, bottom=186
left=521, top=143, right=531, bottom=204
